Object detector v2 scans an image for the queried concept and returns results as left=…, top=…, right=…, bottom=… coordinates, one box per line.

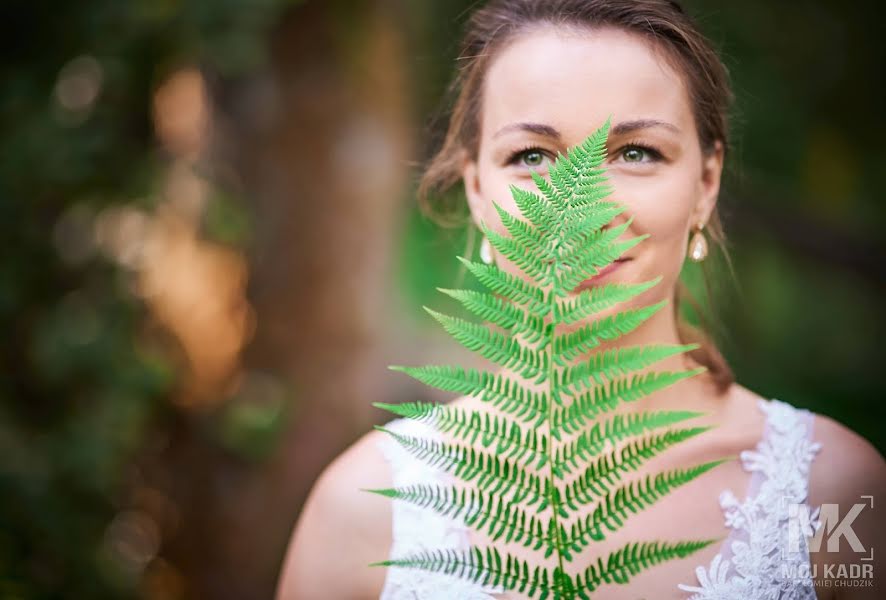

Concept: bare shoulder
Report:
left=724, top=384, right=886, bottom=490
left=276, top=427, right=394, bottom=600
left=719, top=385, right=886, bottom=501
left=807, top=411, right=886, bottom=599
left=808, top=412, right=886, bottom=506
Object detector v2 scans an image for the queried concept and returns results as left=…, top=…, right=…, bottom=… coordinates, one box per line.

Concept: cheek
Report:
left=476, top=161, right=524, bottom=232
left=476, top=163, right=548, bottom=281
left=607, top=168, right=699, bottom=309
left=610, top=169, right=696, bottom=251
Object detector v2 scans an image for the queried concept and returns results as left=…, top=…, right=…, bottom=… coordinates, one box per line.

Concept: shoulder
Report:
left=276, top=426, right=395, bottom=600
left=723, top=386, right=886, bottom=519
left=808, top=411, right=886, bottom=506
left=806, top=411, right=886, bottom=599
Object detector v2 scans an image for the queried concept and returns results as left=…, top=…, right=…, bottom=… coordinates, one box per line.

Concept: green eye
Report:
left=522, top=150, right=544, bottom=167
left=506, top=147, right=553, bottom=170
left=623, top=147, right=645, bottom=162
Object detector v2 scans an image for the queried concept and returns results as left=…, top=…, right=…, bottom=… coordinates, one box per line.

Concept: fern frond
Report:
left=559, top=203, right=623, bottom=251
left=533, top=162, right=569, bottom=212
left=552, top=369, right=707, bottom=435
left=364, top=484, right=550, bottom=552
left=556, top=344, right=700, bottom=395
left=554, top=410, right=704, bottom=470
left=493, top=200, right=554, bottom=263
left=423, top=307, right=548, bottom=381
left=455, top=256, right=549, bottom=317
left=375, top=425, right=548, bottom=508
left=371, top=546, right=555, bottom=599
left=510, top=183, right=558, bottom=233
left=372, top=402, right=549, bottom=469
left=384, top=365, right=549, bottom=426
left=572, top=539, right=717, bottom=594
left=565, top=459, right=727, bottom=546
left=557, top=231, right=648, bottom=293
left=553, top=279, right=661, bottom=327
left=553, top=300, right=668, bottom=365
left=483, top=225, right=551, bottom=285
left=560, top=428, right=714, bottom=511
left=557, top=218, right=631, bottom=267
left=545, top=117, right=614, bottom=212
left=436, top=287, right=548, bottom=345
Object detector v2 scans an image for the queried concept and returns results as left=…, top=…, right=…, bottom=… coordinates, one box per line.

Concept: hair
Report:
left=417, top=0, right=736, bottom=393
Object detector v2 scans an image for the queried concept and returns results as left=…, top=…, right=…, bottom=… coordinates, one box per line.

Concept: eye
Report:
left=617, top=143, right=663, bottom=164
left=507, top=146, right=552, bottom=170
left=521, top=149, right=546, bottom=167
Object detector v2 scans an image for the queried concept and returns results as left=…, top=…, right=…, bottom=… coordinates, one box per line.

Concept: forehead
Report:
left=481, top=26, right=693, bottom=143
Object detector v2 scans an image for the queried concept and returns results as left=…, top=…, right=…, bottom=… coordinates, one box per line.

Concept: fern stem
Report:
left=546, top=218, right=570, bottom=596
left=546, top=328, right=568, bottom=593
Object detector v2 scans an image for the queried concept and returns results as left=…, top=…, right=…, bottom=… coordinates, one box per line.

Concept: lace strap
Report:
left=678, top=398, right=823, bottom=599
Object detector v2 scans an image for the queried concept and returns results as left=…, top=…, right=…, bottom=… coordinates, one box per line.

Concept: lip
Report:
left=575, top=258, right=630, bottom=291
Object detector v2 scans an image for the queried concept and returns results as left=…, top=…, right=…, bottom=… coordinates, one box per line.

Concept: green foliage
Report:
left=367, top=118, right=725, bottom=598
left=0, top=1, right=293, bottom=597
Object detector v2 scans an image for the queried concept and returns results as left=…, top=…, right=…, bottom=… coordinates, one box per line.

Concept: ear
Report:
left=462, top=157, right=488, bottom=231
left=691, top=139, right=724, bottom=227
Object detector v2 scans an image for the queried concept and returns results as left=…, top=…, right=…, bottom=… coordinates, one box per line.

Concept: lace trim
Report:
left=677, top=397, right=823, bottom=599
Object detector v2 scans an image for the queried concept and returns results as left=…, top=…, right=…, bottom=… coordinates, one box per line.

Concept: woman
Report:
left=278, top=1, right=886, bottom=598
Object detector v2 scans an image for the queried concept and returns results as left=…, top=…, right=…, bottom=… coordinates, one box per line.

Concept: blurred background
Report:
left=0, top=0, right=883, bottom=598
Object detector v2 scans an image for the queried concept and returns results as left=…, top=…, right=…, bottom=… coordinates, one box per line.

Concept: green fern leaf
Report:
left=385, top=365, right=549, bottom=426
left=437, top=288, right=548, bottom=344
left=552, top=369, right=707, bottom=435
left=559, top=202, right=624, bottom=251
left=371, top=547, right=556, bottom=599
left=556, top=344, right=700, bottom=395
left=372, top=402, right=549, bottom=469
left=561, top=461, right=730, bottom=558
left=510, top=184, right=558, bottom=233
left=560, top=430, right=716, bottom=512
left=554, top=409, right=705, bottom=470
left=375, top=425, right=548, bottom=508
left=493, top=200, right=556, bottom=263
left=569, top=459, right=727, bottom=544
left=423, top=307, right=548, bottom=380
left=456, top=256, right=549, bottom=316
left=552, top=279, right=661, bottom=327
left=553, top=299, right=667, bottom=364
left=364, top=483, right=552, bottom=553
left=573, top=539, right=718, bottom=594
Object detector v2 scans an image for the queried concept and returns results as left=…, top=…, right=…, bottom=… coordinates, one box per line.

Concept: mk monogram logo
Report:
left=786, top=496, right=874, bottom=561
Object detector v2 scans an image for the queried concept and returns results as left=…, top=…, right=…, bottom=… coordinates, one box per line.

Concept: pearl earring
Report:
left=688, top=222, right=708, bottom=262
left=480, top=235, right=494, bottom=265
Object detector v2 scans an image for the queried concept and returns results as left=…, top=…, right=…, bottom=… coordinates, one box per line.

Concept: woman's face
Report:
left=462, top=26, right=723, bottom=309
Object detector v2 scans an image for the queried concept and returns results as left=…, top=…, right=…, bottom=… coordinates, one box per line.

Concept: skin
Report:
left=277, top=25, right=886, bottom=600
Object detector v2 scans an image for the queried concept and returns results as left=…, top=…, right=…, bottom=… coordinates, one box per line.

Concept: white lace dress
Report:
left=375, top=397, right=823, bottom=600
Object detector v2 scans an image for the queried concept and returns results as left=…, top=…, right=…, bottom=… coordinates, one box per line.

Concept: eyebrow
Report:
left=492, top=119, right=680, bottom=140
